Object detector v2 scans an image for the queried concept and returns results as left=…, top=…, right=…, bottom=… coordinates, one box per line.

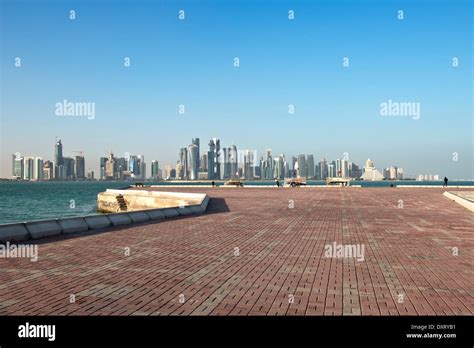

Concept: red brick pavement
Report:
left=0, top=187, right=472, bottom=316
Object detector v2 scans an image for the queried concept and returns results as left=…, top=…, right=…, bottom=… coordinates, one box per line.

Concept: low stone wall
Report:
left=443, top=191, right=474, bottom=212
left=0, top=195, right=210, bottom=243
left=98, top=189, right=206, bottom=213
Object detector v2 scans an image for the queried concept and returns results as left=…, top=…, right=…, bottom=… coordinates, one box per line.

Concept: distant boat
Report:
left=224, top=179, right=244, bottom=187
left=285, top=178, right=307, bottom=187
left=326, top=177, right=351, bottom=186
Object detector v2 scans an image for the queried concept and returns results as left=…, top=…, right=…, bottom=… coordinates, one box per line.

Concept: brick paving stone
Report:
left=0, top=187, right=472, bottom=315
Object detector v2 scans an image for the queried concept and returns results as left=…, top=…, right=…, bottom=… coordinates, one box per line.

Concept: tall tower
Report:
left=188, top=144, right=199, bottom=180
left=208, top=139, right=215, bottom=180
left=192, top=138, right=200, bottom=171
left=229, top=145, right=238, bottom=178
left=55, top=138, right=63, bottom=179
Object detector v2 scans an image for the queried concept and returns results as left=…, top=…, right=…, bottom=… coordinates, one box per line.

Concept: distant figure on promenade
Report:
left=276, top=180, right=280, bottom=187
left=211, top=181, right=215, bottom=187
left=443, top=177, right=448, bottom=187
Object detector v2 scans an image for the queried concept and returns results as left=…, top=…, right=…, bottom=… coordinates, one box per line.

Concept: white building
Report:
left=360, top=159, right=384, bottom=181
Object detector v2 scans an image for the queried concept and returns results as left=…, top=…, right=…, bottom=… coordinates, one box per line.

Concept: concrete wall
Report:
left=98, top=190, right=207, bottom=213
left=0, top=193, right=210, bottom=244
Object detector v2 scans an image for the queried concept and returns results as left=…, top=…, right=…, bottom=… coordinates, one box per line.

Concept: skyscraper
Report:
left=319, top=158, right=328, bottom=179
left=274, top=154, right=285, bottom=179
left=129, top=155, right=140, bottom=176
left=207, top=139, right=215, bottom=180
left=12, top=154, right=23, bottom=179
left=54, top=139, right=63, bottom=178
left=243, top=150, right=255, bottom=179
left=307, top=155, right=315, bottom=178
left=179, top=148, right=188, bottom=179
left=105, top=152, right=116, bottom=179
left=229, top=145, right=238, bottom=178
left=208, top=138, right=220, bottom=179
left=99, top=157, right=108, bottom=180
left=221, top=147, right=230, bottom=179
left=34, top=157, right=43, bottom=180
left=43, top=161, right=53, bottom=180
left=63, top=157, right=75, bottom=179
left=75, top=156, right=85, bottom=179
left=138, top=155, right=146, bottom=180
left=200, top=153, right=208, bottom=173
left=297, top=154, right=307, bottom=178
left=151, top=160, right=159, bottom=179
left=188, top=144, right=199, bottom=180
left=192, top=138, right=200, bottom=171
left=23, top=157, right=34, bottom=180
left=341, top=159, right=349, bottom=178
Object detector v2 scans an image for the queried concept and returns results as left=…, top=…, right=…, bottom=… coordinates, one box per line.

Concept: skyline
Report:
left=9, top=135, right=447, bottom=181
left=1, top=0, right=472, bottom=179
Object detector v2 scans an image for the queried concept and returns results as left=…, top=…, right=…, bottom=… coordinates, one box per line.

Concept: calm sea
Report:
left=0, top=180, right=472, bottom=224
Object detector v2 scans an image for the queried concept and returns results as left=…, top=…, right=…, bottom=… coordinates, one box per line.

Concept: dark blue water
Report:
left=0, top=180, right=472, bottom=224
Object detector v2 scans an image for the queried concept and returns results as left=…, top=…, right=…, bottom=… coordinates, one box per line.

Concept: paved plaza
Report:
left=0, top=187, right=472, bottom=315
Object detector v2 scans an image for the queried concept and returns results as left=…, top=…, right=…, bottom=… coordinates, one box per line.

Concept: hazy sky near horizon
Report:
left=1, top=0, right=472, bottom=179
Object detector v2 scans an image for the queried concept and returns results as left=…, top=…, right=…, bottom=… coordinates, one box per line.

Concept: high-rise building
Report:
left=397, top=168, right=404, bottom=180
left=179, top=148, right=188, bottom=179
left=328, top=162, right=336, bottom=178
left=192, top=138, right=200, bottom=171
left=315, top=163, right=321, bottom=180
left=307, top=155, right=315, bottom=178
left=164, top=165, right=175, bottom=180
left=260, top=149, right=273, bottom=179
left=42, top=161, right=54, bottom=180
left=23, top=157, right=34, bottom=180
left=12, top=154, right=24, bottom=179
left=200, top=153, right=208, bottom=173
left=138, top=155, right=146, bottom=180
left=75, top=156, right=85, bottom=179
left=114, top=157, right=127, bottom=180
left=151, top=160, right=159, bottom=179
left=243, top=150, right=255, bottom=179
left=283, top=160, right=290, bottom=178
left=274, top=155, right=285, bottom=179
left=349, top=162, right=361, bottom=179
left=63, top=157, right=75, bottom=179
left=297, top=154, right=307, bottom=178
left=221, top=147, right=230, bottom=179
left=55, top=139, right=63, bottom=178
left=229, top=145, right=238, bottom=178
left=360, top=159, right=384, bottom=181
left=319, top=158, right=328, bottom=179
left=188, top=144, right=199, bottom=180
left=87, top=170, right=94, bottom=180
left=128, top=155, right=140, bottom=176
left=99, top=157, right=108, bottom=180
left=341, top=159, right=349, bottom=178
left=207, top=138, right=220, bottom=180
left=105, top=152, right=116, bottom=179
left=389, top=166, right=398, bottom=180
left=34, top=157, right=43, bottom=180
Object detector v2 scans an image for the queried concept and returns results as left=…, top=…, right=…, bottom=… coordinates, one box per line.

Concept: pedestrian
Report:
left=443, top=177, right=448, bottom=188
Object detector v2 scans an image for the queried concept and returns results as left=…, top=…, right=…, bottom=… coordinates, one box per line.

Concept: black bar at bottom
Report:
left=0, top=316, right=472, bottom=346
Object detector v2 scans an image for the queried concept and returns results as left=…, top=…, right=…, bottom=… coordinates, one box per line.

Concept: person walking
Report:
left=443, top=177, right=448, bottom=188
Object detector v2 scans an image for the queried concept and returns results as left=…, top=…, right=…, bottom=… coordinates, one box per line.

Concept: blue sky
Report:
left=1, top=0, right=472, bottom=178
